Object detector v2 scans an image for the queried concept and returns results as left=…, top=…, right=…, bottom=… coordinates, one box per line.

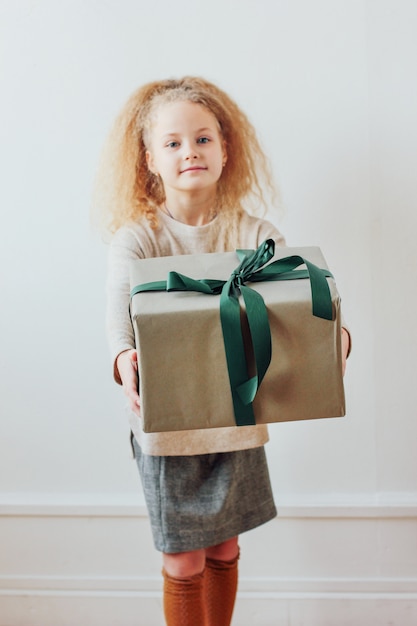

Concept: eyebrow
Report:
left=161, top=127, right=216, bottom=139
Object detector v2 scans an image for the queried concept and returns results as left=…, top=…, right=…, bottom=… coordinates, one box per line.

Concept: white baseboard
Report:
left=0, top=492, right=417, bottom=519
left=2, top=573, right=417, bottom=594
left=1, top=586, right=417, bottom=626
left=1, top=492, right=417, bottom=625
left=1, top=490, right=417, bottom=517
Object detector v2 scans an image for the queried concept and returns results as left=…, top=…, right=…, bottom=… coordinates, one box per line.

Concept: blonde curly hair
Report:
left=92, top=76, right=278, bottom=236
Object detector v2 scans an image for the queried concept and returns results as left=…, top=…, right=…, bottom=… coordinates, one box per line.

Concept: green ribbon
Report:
left=130, top=239, right=334, bottom=427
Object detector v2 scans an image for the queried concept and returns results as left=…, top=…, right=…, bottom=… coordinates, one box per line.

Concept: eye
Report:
left=166, top=141, right=179, bottom=148
left=197, top=136, right=210, bottom=144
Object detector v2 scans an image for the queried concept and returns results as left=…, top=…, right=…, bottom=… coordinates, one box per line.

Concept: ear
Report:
left=146, top=150, right=156, bottom=174
left=222, top=140, right=227, bottom=166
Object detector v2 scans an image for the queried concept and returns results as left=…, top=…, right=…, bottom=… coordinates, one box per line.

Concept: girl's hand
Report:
left=116, top=349, right=141, bottom=416
left=341, top=328, right=351, bottom=377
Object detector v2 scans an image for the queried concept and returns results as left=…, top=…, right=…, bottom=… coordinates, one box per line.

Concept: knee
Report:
left=205, top=537, right=239, bottom=562
left=163, top=549, right=205, bottom=578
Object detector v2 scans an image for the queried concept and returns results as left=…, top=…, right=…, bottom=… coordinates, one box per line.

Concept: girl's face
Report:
left=146, top=100, right=227, bottom=201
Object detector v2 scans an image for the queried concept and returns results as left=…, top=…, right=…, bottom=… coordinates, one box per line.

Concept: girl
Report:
left=96, top=76, right=350, bottom=626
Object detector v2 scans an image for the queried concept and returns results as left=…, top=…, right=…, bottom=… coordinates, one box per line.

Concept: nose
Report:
left=183, top=142, right=198, bottom=160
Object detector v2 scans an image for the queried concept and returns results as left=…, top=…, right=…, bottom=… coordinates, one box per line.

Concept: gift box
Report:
left=130, top=241, right=345, bottom=433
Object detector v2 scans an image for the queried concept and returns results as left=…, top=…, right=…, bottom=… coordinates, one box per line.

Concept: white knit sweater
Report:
left=106, top=208, right=286, bottom=456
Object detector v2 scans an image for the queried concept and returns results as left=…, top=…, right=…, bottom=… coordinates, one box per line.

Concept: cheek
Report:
left=147, top=150, right=170, bottom=176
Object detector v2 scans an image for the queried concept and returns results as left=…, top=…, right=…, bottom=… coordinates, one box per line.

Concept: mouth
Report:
left=180, top=166, right=207, bottom=173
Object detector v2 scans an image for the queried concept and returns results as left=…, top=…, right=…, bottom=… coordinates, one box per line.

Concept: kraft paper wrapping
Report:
left=130, top=246, right=345, bottom=433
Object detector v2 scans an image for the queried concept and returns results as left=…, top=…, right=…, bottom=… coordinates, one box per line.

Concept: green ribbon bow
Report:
left=130, top=239, right=334, bottom=427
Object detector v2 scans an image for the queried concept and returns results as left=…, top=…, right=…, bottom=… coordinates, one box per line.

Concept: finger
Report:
left=123, top=381, right=141, bottom=406
left=130, top=400, right=141, bottom=417
left=128, top=391, right=141, bottom=416
left=130, top=350, right=138, bottom=371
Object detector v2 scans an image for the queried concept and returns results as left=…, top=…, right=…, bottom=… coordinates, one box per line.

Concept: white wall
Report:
left=1, top=1, right=416, bottom=624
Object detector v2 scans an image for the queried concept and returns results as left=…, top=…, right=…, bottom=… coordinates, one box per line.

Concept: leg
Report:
left=162, top=549, right=206, bottom=626
left=161, top=539, right=239, bottom=626
left=163, top=549, right=206, bottom=578
left=204, top=537, right=239, bottom=626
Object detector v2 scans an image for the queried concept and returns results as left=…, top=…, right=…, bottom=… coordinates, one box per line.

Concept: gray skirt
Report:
left=132, top=438, right=277, bottom=553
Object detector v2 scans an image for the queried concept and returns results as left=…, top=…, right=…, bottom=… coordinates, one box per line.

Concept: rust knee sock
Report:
left=204, top=552, right=239, bottom=626
left=162, top=568, right=206, bottom=626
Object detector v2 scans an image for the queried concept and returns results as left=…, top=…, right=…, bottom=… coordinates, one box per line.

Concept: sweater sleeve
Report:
left=257, top=219, right=286, bottom=248
left=236, top=212, right=287, bottom=250
left=106, top=228, right=144, bottom=384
